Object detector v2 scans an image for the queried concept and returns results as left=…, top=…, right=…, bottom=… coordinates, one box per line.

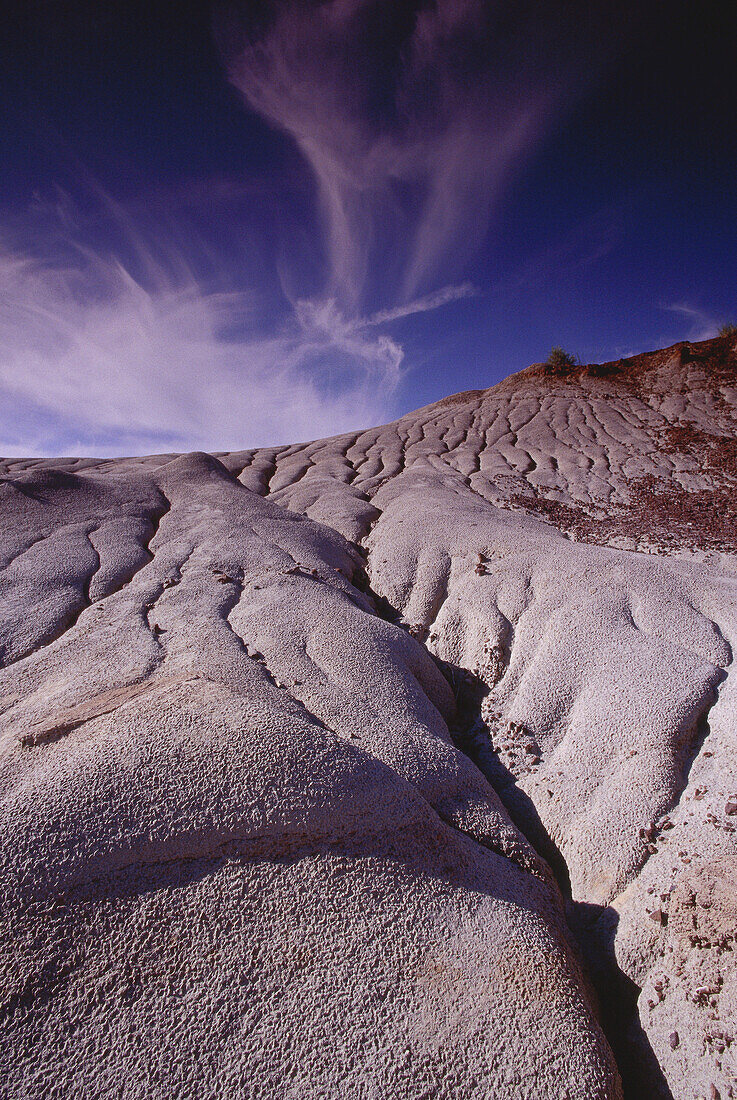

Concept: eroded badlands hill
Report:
left=1, top=337, right=736, bottom=1099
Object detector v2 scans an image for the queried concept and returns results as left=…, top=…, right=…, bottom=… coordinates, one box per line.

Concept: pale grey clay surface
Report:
left=1, top=338, right=736, bottom=1098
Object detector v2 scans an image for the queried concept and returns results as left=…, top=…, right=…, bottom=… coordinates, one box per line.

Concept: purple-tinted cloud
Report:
left=0, top=191, right=409, bottom=456
left=0, top=170, right=485, bottom=457
left=365, top=282, right=477, bottom=326
left=224, top=0, right=599, bottom=309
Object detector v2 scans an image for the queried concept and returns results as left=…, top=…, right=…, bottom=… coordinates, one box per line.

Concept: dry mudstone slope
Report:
left=1, top=336, right=736, bottom=1099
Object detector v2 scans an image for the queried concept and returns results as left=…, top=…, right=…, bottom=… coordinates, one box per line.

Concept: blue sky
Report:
left=1, top=1, right=735, bottom=455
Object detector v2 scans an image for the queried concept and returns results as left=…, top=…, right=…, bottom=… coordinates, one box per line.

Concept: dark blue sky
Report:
left=1, top=1, right=735, bottom=454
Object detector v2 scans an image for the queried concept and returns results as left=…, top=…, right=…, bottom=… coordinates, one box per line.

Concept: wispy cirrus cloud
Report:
left=0, top=187, right=477, bottom=456
left=364, top=282, right=477, bottom=327
left=222, top=0, right=610, bottom=309
left=0, top=233, right=386, bottom=456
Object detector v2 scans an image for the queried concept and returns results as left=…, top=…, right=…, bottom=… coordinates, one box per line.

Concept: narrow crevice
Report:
left=438, top=657, right=675, bottom=1100
left=569, top=902, right=676, bottom=1100
left=260, top=449, right=285, bottom=496
left=143, top=495, right=172, bottom=558
left=82, top=531, right=101, bottom=607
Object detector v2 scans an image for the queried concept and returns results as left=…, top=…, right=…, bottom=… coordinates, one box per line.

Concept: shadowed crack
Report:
left=348, top=554, right=671, bottom=1098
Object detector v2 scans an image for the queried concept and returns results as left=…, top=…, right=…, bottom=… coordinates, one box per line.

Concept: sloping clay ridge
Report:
left=1, top=337, right=736, bottom=1099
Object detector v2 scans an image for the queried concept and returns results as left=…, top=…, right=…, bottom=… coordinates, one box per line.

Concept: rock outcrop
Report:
left=1, top=336, right=736, bottom=1098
